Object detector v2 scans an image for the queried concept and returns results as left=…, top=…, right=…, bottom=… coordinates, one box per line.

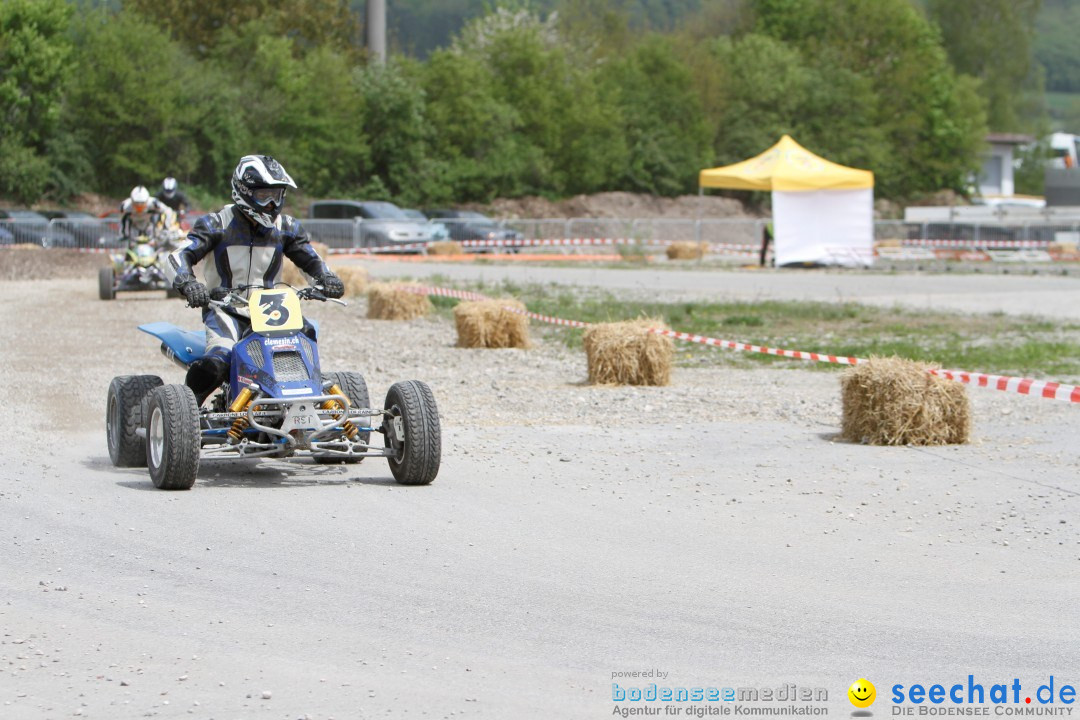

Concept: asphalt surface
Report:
left=2, top=272, right=1079, bottom=720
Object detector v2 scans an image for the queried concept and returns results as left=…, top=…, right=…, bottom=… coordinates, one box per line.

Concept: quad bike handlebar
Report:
left=207, top=283, right=347, bottom=310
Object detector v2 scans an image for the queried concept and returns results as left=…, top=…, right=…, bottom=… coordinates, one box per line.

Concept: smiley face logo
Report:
left=848, top=678, right=876, bottom=708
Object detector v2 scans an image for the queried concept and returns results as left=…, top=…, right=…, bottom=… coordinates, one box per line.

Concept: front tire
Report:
left=383, top=380, right=441, bottom=485
left=99, top=266, right=116, bottom=300
left=315, top=371, right=371, bottom=464
left=146, top=384, right=200, bottom=490
left=107, top=375, right=163, bottom=467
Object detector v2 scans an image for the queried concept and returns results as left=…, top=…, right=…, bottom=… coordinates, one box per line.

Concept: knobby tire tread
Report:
left=108, top=375, right=163, bottom=467
left=387, top=380, right=441, bottom=486
left=148, top=384, right=200, bottom=490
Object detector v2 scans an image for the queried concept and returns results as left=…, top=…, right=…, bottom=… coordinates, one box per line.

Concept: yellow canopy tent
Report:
left=699, top=135, right=873, bottom=192
left=699, top=136, right=875, bottom=266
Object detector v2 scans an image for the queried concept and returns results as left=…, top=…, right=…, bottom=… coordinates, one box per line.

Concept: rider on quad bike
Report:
left=121, top=185, right=176, bottom=244
left=168, top=154, right=344, bottom=405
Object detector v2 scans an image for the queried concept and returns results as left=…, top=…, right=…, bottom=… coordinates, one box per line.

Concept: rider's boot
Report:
left=186, top=357, right=229, bottom=406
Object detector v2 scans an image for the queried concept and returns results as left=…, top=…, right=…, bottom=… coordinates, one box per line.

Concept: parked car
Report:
left=401, top=208, right=450, bottom=241
left=0, top=209, right=74, bottom=247
left=308, top=200, right=442, bottom=249
left=38, top=209, right=105, bottom=248
left=422, top=209, right=524, bottom=250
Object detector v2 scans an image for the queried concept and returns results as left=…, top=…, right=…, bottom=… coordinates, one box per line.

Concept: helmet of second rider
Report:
left=162, top=177, right=177, bottom=198
left=129, top=185, right=151, bottom=213
left=230, top=155, right=296, bottom=229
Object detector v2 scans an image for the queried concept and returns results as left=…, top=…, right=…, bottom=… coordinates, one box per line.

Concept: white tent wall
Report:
left=772, top=188, right=874, bottom=267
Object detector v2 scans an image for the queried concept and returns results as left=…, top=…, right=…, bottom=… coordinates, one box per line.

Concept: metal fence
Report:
left=4, top=215, right=1080, bottom=255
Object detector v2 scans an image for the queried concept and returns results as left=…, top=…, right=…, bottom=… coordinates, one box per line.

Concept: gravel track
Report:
left=1, top=275, right=1079, bottom=720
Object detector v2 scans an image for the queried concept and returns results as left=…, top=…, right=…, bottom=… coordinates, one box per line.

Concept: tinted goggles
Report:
left=251, top=187, right=285, bottom=206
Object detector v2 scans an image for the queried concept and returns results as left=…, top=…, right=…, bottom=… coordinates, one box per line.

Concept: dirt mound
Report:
left=0, top=248, right=111, bottom=281
left=469, top=191, right=755, bottom=220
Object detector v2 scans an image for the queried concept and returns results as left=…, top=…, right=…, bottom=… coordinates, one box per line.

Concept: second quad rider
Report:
left=169, top=154, right=344, bottom=405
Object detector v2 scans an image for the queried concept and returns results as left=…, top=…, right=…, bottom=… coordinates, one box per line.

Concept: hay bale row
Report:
left=841, top=357, right=970, bottom=446
left=367, top=282, right=432, bottom=320
left=427, top=241, right=465, bottom=256
left=666, top=242, right=707, bottom=260
left=453, top=299, right=530, bottom=349
left=583, top=318, right=673, bottom=386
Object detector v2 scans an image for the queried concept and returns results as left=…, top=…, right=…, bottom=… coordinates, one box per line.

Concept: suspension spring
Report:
left=324, top=384, right=359, bottom=439
left=226, top=387, right=254, bottom=444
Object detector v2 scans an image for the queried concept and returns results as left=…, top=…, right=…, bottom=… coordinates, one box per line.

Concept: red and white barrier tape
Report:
left=901, top=239, right=1049, bottom=248
left=326, top=237, right=759, bottom=256
left=402, top=284, right=1080, bottom=404
left=928, top=369, right=1080, bottom=403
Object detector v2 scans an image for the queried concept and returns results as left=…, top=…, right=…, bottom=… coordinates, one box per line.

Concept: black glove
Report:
left=177, top=279, right=210, bottom=308
left=317, top=272, right=344, bottom=299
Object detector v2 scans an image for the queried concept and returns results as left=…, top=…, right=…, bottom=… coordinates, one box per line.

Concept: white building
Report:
left=977, top=132, right=1032, bottom=199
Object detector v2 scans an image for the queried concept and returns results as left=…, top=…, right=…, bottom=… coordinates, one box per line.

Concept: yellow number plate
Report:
left=248, top=288, right=304, bottom=334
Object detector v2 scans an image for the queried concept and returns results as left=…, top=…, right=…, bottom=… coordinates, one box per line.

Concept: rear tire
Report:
left=99, top=266, right=115, bottom=300
left=383, top=380, right=440, bottom=485
left=315, top=371, right=370, bottom=464
left=145, top=384, right=200, bottom=490
left=107, top=375, right=164, bottom=467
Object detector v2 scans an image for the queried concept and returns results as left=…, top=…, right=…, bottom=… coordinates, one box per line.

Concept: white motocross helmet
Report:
left=231, top=155, right=297, bottom=228
left=129, top=185, right=151, bottom=211
left=162, top=177, right=177, bottom=197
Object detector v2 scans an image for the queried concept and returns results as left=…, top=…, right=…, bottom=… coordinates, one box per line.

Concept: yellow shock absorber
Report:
left=323, top=384, right=359, bottom=439
left=226, top=388, right=254, bottom=444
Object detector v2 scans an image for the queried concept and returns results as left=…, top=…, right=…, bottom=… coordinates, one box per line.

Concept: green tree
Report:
left=0, top=0, right=75, bottom=201
left=353, top=60, right=430, bottom=203
left=206, top=20, right=369, bottom=198
left=419, top=49, right=538, bottom=202
left=600, top=36, right=712, bottom=194
left=124, top=0, right=362, bottom=59
left=927, top=0, right=1042, bottom=132
left=455, top=7, right=626, bottom=195
left=1035, top=1, right=1080, bottom=94
left=67, top=9, right=224, bottom=193
left=750, top=0, right=988, bottom=198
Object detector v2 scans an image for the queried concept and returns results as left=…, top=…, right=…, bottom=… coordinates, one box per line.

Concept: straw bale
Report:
left=875, top=238, right=904, bottom=249
left=583, top=318, right=673, bottom=386
left=328, top=264, right=369, bottom=296
left=840, top=357, right=970, bottom=446
left=367, top=282, right=432, bottom=320
left=281, top=241, right=332, bottom=287
left=666, top=242, right=707, bottom=260
left=453, top=299, right=530, bottom=349
left=427, top=241, right=465, bottom=256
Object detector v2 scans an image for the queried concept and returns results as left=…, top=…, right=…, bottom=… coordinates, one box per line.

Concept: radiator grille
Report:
left=272, top=350, right=309, bottom=382
left=249, top=342, right=267, bottom=369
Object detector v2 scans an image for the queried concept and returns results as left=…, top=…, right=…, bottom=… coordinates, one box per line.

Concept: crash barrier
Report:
left=323, top=236, right=760, bottom=257
left=398, top=285, right=1080, bottom=404
left=8, top=213, right=1080, bottom=264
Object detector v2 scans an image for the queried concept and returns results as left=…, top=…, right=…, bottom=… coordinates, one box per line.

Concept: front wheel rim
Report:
left=149, top=406, right=164, bottom=468
left=107, top=395, right=119, bottom=454
left=386, top=408, right=404, bottom=463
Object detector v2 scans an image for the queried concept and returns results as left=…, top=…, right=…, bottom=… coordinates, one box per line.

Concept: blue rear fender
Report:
left=139, top=322, right=206, bottom=367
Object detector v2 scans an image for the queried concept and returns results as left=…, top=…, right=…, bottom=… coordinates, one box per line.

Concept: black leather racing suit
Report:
left=168, top=204, right=331, bottom=397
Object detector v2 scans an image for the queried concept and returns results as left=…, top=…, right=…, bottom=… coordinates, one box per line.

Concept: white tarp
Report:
left=772, top=188, right=874, bottom=267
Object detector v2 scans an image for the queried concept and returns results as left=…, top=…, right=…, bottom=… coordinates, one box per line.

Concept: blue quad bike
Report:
left=105, top=285, right=441, bottom=489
